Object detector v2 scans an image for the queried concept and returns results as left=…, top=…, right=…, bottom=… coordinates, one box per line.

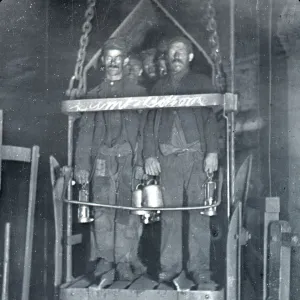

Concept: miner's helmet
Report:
left=102, top=37, right=128, bottom=56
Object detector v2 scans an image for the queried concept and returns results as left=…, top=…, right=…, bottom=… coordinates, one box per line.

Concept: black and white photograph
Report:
left=0, top=0, right=297, bottom=299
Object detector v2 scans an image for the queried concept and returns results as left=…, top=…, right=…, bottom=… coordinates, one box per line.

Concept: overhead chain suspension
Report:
left=66, top=0, right=96, bottom=100
left=203, top=0, right=227, bottom=93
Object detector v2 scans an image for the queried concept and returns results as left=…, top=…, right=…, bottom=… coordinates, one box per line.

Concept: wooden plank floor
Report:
left=128, top=275, right=158, bottom=290
left=60, top=276, right=257, bottom=300
left=61, top=273, right=226, bottom=291
left=60, top=273, right=225, bottom=300
left=108, top=280, right=131, bottom=289
left=63, top=274, right=163, bottom=290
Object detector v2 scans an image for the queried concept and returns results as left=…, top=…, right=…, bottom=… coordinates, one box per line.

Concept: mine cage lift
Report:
left=49, top=0, right=293, bottom=300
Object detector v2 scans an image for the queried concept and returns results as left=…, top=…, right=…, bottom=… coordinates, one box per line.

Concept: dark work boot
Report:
left=131, top=260, right=147, bottom=277
left=172, top=270, right=195, bottom=291
left=158, top=264, right=181, bottom=283
left=94, top=258, right=113, bottom=278
left=116, top=262, right=136, bottom=281
left=158, top=271, right=177, bottom=283
left=189, top=271, right=218, bottom=290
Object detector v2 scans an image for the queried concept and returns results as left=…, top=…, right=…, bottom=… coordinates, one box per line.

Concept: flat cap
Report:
left=168, top=36, right=193, bottom=53
left=157, top=38, right=169, bottom=53
left=103, top=37, right=128, bottom=55
left=140, top=48, right=157, bottom=60
left=128, top=54, right=143, bottom=67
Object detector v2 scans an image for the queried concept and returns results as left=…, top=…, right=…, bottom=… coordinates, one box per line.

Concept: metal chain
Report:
left=66, top=0, right=96, bottom=99
left=203, top=0, right=227, bottom=93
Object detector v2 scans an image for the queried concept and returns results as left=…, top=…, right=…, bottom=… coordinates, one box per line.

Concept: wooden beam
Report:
left=246, top=196, right=280, bottom=213
left=67, top=234, right=83, bottom=246
left=268, top=221, right=291, bottom=300
left=2, top=145, right=31, bottom=162
left=81, top=0, right=156, bottom=95
left=1, top=223, right=11, bottom=300
left=21, top=146, right=40, bottom=300
left=151, top=0, right=213, bottom=68
left=226, top=203, right=240, bottom=300
left=61, top=93, right=238, bottom=113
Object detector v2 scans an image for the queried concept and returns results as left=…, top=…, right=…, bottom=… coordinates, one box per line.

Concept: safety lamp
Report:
left=201, top=173, right=217, bottom=216
left=78, top=183, right=94, bottom=223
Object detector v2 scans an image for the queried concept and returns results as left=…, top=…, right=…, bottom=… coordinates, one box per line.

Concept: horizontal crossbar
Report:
left=67, top=234, right=83, bottom=246
left=64, top=198, right=221, bottom=211
left=2, top=145, right=32, bottom=162
left=61, top=93, right=237, bottom=113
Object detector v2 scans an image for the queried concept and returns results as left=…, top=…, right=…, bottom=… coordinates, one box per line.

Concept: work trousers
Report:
left=89, top=154, right=142, bottom=264
left=159, top=151, right=211, bottom=277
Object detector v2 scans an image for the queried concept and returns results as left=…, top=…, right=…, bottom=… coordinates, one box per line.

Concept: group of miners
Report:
left=74, top=35, right=220, bottom=289
left=124, top=38, right=168, bottom=92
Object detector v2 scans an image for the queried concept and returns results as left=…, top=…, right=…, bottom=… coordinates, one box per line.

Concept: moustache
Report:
left=172, top=59, right=183, bottom=64
left=108, top=65, right=119, bottom=69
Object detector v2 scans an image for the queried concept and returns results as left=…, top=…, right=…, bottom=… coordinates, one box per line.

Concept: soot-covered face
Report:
left=103, top=49, right=126, bottom=79
left=167, top=41, right=193, bottom=74
left=125, top=58, right=143, bottom=82
left=142, top=54, right=157, bottom=80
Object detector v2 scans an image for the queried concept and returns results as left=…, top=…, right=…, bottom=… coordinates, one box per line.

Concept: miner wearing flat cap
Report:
left=143, top=36, right=219, bottom=288
left=74, top=37, right=147, bottom=281
left=140, top=48, right=158, bottom=92
left=124, top=53, right=144, bottom=84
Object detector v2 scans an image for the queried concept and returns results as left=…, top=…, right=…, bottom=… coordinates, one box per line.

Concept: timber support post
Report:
left=267, top=220, right=292, bottom=300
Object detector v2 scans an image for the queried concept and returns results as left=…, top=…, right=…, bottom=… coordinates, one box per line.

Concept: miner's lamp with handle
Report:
left=78, top=183, right=94, bottom=223
left=132, top=183, right=147, bottom=216
left=141, top=177, right=164, bottom=224
left=200, top=172, right=217, bottom=216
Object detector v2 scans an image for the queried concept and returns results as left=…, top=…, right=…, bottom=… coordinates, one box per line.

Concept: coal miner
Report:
left=141, top=48, right=158, bottom=92
left=124, top=54, right=143, bottom=84
left=144, top=36, right=219, bottom=287
left=74, top=38, right=147, bottom=281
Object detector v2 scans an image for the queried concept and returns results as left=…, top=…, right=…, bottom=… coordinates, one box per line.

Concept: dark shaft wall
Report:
left=0, top=1, right=118, bottom=299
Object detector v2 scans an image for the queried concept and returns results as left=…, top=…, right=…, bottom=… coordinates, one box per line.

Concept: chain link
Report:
left=203, top=0, right=227, bottom=93
left=66, top=0, right=96, bottom=99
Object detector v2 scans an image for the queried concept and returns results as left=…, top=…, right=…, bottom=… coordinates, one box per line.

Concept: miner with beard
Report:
left=74, top=38, right=147, bottom=281
left=144, top=36, right=219, bottom=288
